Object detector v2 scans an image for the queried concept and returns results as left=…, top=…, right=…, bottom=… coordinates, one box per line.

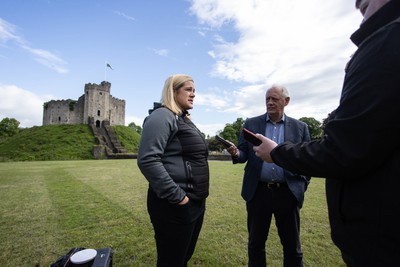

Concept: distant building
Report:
left=43, top=81, right=125, bottom=127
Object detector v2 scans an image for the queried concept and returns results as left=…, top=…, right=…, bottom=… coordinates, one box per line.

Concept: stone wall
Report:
left=42, top=98, right=84, bottom=125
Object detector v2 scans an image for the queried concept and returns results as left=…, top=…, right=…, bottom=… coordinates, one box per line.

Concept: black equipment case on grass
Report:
left=51, top=247, right=113, bottom=267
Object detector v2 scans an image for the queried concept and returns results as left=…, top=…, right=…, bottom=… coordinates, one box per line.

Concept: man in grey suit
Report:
left=227, top=85, right=310, bottom=267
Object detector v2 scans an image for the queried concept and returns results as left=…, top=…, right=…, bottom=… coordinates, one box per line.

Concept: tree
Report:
left=220, top=117, right=245, bottom=145
left=299, top=117, right=322, bottom=140
left=128, top=122, right=142, bottom=135
left=206, top=117, right=245, bottom=151
left=0, top=117, right=20, bottom=139
left=207, top=137, right=224, bottom=151
left=321, top=109, right=337, bottom=133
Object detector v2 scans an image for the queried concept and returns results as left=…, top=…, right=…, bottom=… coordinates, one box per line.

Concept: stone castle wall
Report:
left=43, top=81, right=125, bottom=126
left=109, top=97, right=126, bottom=126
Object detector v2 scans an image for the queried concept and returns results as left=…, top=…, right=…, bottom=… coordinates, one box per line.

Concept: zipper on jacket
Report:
left=185, top=161, right=194, bottom=189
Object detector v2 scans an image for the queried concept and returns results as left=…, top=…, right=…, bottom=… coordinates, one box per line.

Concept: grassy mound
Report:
left=0, top=124, right=140, bottom=162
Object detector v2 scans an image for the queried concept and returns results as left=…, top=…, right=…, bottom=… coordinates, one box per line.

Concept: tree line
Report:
left=1, top=112, right=334, bottom=153
left=207, top=112, right=335, bottom=152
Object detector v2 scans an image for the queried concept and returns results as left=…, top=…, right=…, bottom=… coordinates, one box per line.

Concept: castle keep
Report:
left=43, top=81, right=125, bottom=127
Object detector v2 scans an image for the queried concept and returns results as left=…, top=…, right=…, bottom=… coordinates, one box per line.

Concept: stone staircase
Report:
left=90, top=123, right=135, bottom=159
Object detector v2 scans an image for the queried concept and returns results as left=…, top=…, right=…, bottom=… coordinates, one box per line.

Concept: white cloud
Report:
left=21, top=45, right=68, bottom=74
left=189, top=0, right=362, bottom=123
left=196, top=122, right=226, bottom=137
left=195, top=91, right=229, bottom=109
left=125, top=114, right=144, bottom=127
left=0, top=18, right=68, bottom=74
left=114, top=11, right=135, bottom=21
left=193, top=0, right=359, bottom=84
left=0, top=18, right=22, bottom=43
left=0, top=84, right=54, bottom=127
left=153, top=48, right=169, bottom=57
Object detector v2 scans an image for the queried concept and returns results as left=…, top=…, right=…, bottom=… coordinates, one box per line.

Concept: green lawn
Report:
left=0, top=160, right=344, bottom=266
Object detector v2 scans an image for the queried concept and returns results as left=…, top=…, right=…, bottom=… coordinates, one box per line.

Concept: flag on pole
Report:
left=106, top=63, right=114, bottom=70
left=105, top=61, right=113, bottom=81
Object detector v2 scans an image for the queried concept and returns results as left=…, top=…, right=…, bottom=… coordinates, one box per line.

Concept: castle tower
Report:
left=84, top=81, right=111, bottom=126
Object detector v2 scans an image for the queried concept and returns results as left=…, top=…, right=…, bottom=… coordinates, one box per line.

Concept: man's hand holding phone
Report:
left=242, top=128, right=262, bottom=146
left=242, top=128, right=278, bottom=162
left=216, top=135, right=239, bottom=158
left=251, top=133, right=278, bottom=163
left=216, top=135, right=233, bottom=148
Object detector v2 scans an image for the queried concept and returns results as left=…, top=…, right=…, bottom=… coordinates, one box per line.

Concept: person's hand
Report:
left=178, top=196, right=189, bottom=205
left=253, top=134, right=278, bottom=163
left=226, top=142, right=240, bottom=158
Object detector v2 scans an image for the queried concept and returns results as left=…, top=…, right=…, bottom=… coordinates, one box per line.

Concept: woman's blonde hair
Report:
left=161, top=74, right=194, bottom=115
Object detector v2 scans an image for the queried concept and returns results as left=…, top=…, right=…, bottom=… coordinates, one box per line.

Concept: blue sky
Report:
left=1, top=0, right=362, bottom=137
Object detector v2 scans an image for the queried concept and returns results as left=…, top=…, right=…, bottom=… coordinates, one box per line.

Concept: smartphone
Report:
left=242, top=128, right=262, bottom=146
left=215, top=135, right=232, bottom=148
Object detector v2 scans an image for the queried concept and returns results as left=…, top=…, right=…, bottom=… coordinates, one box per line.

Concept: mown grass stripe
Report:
left=0, top=160, right=345, bottom=266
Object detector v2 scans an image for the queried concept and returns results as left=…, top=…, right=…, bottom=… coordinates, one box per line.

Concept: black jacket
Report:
left=270, top=1, right=400, bottom=266
left=137, top=105, right=209, bottom=204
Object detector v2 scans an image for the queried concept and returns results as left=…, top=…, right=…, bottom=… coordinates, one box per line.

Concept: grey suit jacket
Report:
left=233, top=113, right=311, bottom=208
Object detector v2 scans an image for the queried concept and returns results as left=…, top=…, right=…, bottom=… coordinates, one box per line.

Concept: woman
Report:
left=137, top=74, right=209, bottom=267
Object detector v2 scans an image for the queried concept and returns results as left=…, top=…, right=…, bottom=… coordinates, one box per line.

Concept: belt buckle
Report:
left=266, top=182, right=279, bottom=189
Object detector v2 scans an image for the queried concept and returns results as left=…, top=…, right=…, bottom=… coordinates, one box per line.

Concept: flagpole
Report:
left=105, top=61, right=113, bottom=82
left=104, top=60, right=107, bottom=82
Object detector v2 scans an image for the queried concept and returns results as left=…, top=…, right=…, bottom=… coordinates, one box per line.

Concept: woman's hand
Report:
left=178, top=196, right=189, bottom=205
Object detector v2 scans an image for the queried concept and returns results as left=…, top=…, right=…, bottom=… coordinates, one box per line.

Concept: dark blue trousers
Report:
left=246, top=183, right=303, bottom=267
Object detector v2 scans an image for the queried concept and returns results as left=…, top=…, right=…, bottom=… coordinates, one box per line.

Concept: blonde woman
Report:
left=137, top=74, right=209, bottom=267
